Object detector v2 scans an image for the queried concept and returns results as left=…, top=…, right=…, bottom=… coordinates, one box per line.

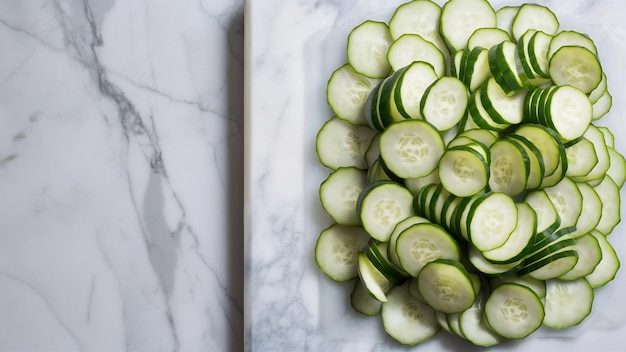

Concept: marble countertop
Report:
left=0, top=0, right=244, bottom=350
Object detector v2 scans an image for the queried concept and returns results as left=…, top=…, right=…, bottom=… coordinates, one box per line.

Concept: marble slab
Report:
left=244, top=0, right=626, bottom=351
left=0, top=0, right=243, bottom=350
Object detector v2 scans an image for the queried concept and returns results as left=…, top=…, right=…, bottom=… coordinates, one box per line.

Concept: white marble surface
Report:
left=246, top=0, right=626, bottom=351
left=0, top=0, right=243, bottom=350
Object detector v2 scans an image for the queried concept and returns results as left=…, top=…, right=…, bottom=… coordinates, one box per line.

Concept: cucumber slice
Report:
left=549, top=46, right=602, bottom=94
left=387, top=33, right=446, bottom=76
left=439, top=145, right=489, bottom=197
left=593, top=175, right=621, bottom=235
left=506, top=134, right=545, bottom=189
left=528, top=30, right=553, bottom=78
left=417, top=259, right=476, bottom=313
left=467, top=192, right=518, bottom=251
left=569, top=182, right=602, bottom=238
left=482, top=202, right=537, bottom=264
left=365, top=241, right=409, bottom=285
left=481, top=76, right=526, bottom=125
left=484, top=283, right=544, bottom=339
left=379, top=119, right=445, bottom=179
left=319, top=167, right=368, bottom=226
left=315, top=224, right=371, bottom=282
left=440, top=0, right=496, bottom=51
left=459, top=291, right=503, bottom=347
left=468, top=244, right=523, bottom=276
left=543, top=177, right=583, bottom=231
left=382, top=283, right=440, bottom=345
left=558, top=233, right=602, bottom=281
left=421, top=76, right=469, bottom=131
left=357, top=181, right=414, bottom=242
left=564, top=137, right=598, bottom=178
left=592, top=89, right=612, bottom=120
left=607, top=147, right=626, bottom=188
left=316, top=117, right=377, bottom=170
left=523, top=249, right=579, bottom=281
left=468, top=27, right=510, bottom=50
left=586, top=230, right=620, bottom=288
left=523, top=189, right=560, bottom=236
left=491, top=275, right=546, bottom=298
left=511, top=3, right=559, bottom=41
left=572, top=124, right=610, bottom=184
left=388, top=215, right=430, bottom=268
left=496, top=5, right=519, bottom=38
left=545, top=85, right=592, bottom=142
left=327, top=64, right=380, bottom=125
left=395, top=222, right=461, bottom=277
left=389, top=0, right=442, bottom=42
left=543, top=278, right=594, bottom=329
left=488, top=138, right=530, bottom=196
left=548, top=30, right=598, bottom=59
left=588, top=72, right=608, bottom=104
left=350, top=278, right=382, bottom=316
left=347, top=20, right=393, bottom=79
left=357, top=252, right=392, bottom=302
left=393, top=61, right=439, bottom=120
left=512, top=124, right=563, bottom=176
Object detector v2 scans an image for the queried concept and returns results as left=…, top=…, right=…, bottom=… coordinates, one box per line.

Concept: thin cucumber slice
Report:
left=417, top=259, right=476, bottom=313
left=387, top=33, right=446, bottom=76
left=394, top=61, right=439, bottom=120
left=482, top=202, right=537, bottom=264
left=389, top=0, right=442, bottom=42
left=456, top=128, right=498, bottom=148
left=588, top=72, right=607, bottom=104
left=488, top=41, right=526, bottom=94
left=467, top=192, right=518, bottom=251
left=523, top=249, right=579, bottom=281
left=511, top=3, right=559, bottom=41
left=598, top=125, right=615, bottom=147
left=572, top=124, right=610, bottom=184
left=484, top=283, right=544, bottom=339
left=543, top=177, right=583, bottom=231
left=366, top=241, right=410, bottom=285
left=488, top=138, right=530, bottom=196
left=357, top=181, right=414, bottom=242
left=592, top=89, right=612, bottom=120
left=512, top=124, right=563, bottom=176
left=496, top=5, right=519, bottom=38
left=607, top=147, right=626, bottom=188
left=396, top=222, right=461, bottom=277
left=491, top=275, right=546, bottom=299
left=388, top=215, right=431, bottom=269
left=565, top=137, right=598, bottom=178
left=593, top=175, right=621, bottom=235
left=586, top=230, right=620, bottom=288
left=481, top=76, right=526, bottom=125
left=469, top=244, right=523, bottom=276
left=347, top=20, right=393, bottom=79
left=382, top=283, right=440, bottom=345
left=316, top=117, right=377, bottom=170
left=543, top=278, right=594, bottom=329
left=523, top=189, right=560, bottom=236
left=558, top=233, right=602, bottom=281
left=549, top=46, right=602, bottom=94
left=569, top=182, right=602, bottom=238
left=364, top=133, right=380, bottom=168
left=379, top=119, right=445, bottom=179
left=357, top=252, right=392, bottom=302
left=404, top=168, right=440, bottom=195
left=463, top=47, right=493, bottom=92
left=421, top=76, right=469, bottom=131
left=468, top=27, right=510, bottom=50
left=528, top=30, right=553, bottom=78
left=319, top=167, right=368, bottom=226
left=545, top=85, right=592, bottom=142
left=327, top=63, right=380, bottom=125
left=459, top=291, right=503, bottom=347
left=315, top=224, right=371, bottom=282
left=440, top=0, right=496, bottom=51
left=438, top=145, right=489, bottom=197
left=548, top=30, right=598, bottom=59
left=468, top=87, right=510, bottom=132
left=350, top=278, right=382, bottom=316
left=506, top=134, right=545, bottom=189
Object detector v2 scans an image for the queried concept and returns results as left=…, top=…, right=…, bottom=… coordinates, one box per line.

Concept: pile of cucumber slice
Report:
left=315, top=0, right=625, bottom=347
